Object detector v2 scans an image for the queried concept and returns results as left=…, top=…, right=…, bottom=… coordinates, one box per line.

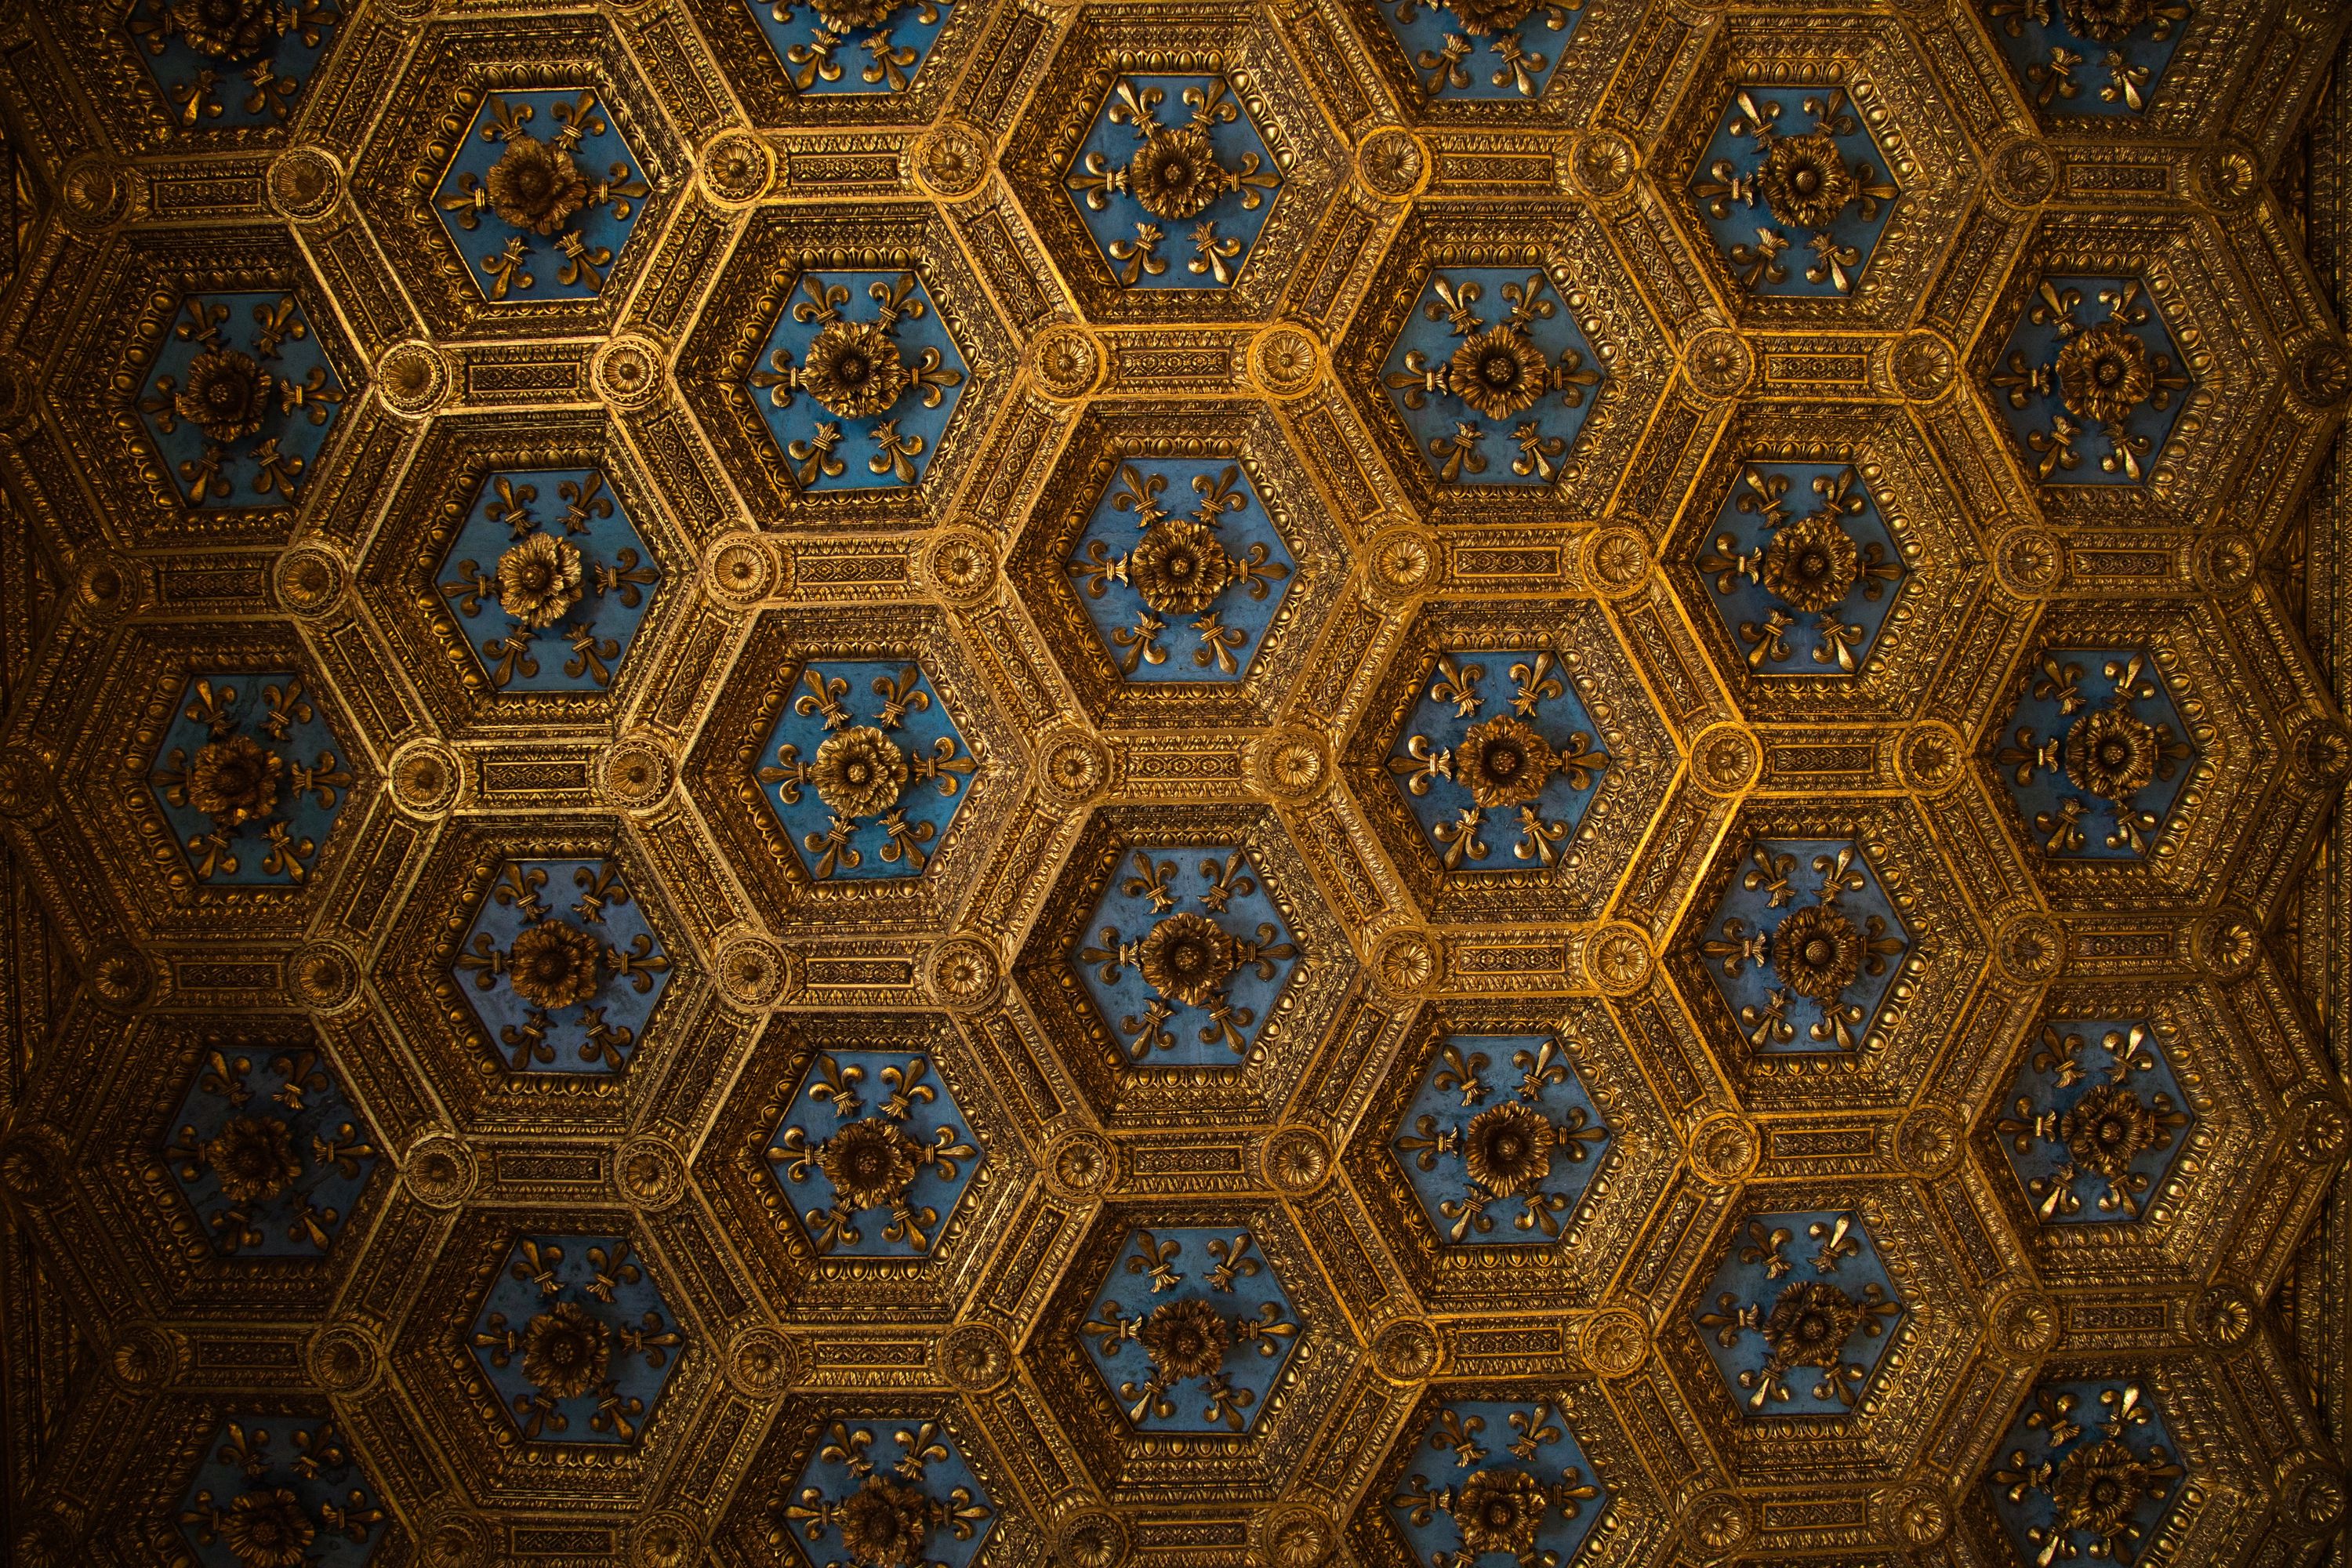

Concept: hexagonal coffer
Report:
left=149, top=673, right=356, bottom=891
left=1016, top=805, right=1353, bottom=1127
left=466, top=1233, right=684, bottom=1446
left=1081, top=1225, right=1303, bottom=1434
left=176, top=1414, right=388, bottom=1568
left=164, top=1043, right=378, bottom=1258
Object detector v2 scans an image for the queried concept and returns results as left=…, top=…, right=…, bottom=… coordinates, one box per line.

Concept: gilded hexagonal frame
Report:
left=1663, top=796, right=1997, bottom=1114
left=1334, top=203, right=1674, bottom=525
left=39, top=226, right=369, bottom=550
left=996, top=3, right=1348, bottom=325
left=675, top=201, right=1016, bottom=529
left=1019, top=1195, right=1357, bottom=1501
left=1013, top=802, right=1357, bottom=1129
left=1664, top=401, right=2002, bottom=725
left=1658, top=1176, right=1987, bottom=1485
left=1004, top=399, right=1350, bottom=731
left=1340, top=597, right=1678, bottom=926
left=1339, top=996, right=1679, bottom=1315
left=368, top=817, right=710, bottom=1136
left=693, top=1009, right=1036, bottom=1323
left=345, top=13, right=691, bottom=341
left=682, top=605, right=1022, bottom=936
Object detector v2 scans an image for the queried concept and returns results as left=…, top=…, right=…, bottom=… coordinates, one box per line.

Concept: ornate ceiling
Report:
left=0, top=1, right=2348, bottom=1566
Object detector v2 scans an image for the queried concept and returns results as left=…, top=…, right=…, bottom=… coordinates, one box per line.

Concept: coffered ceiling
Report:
left=0, top=1, right=2348, bottom=1566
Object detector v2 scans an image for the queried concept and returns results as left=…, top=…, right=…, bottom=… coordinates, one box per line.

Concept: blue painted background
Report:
left=1990, top=276, right=2194, bottom=485
left=1995, top=646, right=2193, bottom=860
left=1985, top=3, right=2187, bottom=118
left=164, top=1044, right=376, bottom=1258
left=1697, top=837, right=1910, bottom=1055
left=764, top=1046, right=983, bottom=1258
left=467, top=1234, right=682, bottom=1446
left=1994, top=1018, right=2194, bottom=1225
left=430, top=89, right=652, bottom=303
left=1693, top=1207, right=1907, bottom=1417
left=778, top=1414, right=996, bottom=1568
left=176, top=1414, right=386, bottom=1568
left=757, top=659, right=976, bottom=882
left=1987, top=1376, right=2186, bottom=1565
left=1083, top=1225, right=1301, bottom=1435
left=1383, top=648, right=1612, bottom=869
left=1688, top=86, right=1900, bottom=299
left=1065, top=459, right=1295, bottom=684
left=125, top=2, right=343, bottom=130
left=1386, top=1397, right=1609, bottom=1566
left=748, top=271, right=967, bottom=492
left=148, top=673, right=351, bottom=888
left=1066, top=74, right=1283, bottom=292
left=1070, top=844, right=1301, bottom=1066
left=1697, top=463, right=1906, bottom=675
left=1380, top=268, right=1604, bottom=488
left=1389, top=1033, right=1611, bottom=1247
left=1378, top=0, right=1583, bottom=103
left=743, top=0, right=957, bottom=96
left=135, top=291, right=345, bottom=511
left=454, top=858, right=671, bottom=1076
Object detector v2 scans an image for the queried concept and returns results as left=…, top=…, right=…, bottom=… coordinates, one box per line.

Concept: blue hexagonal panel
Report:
left=1984, top=0, right=2189, bottom=117
left=176, top=1415, right=387, bottom=1568
left=1994, top=648, right=2195, bottom=859
left=775, top=1414, right=996, bottom=1568
left=1062, top=74, right=1284, bottom=292
left=1065, top=459, right=1295, bottom=684
left=468, top=1234, right=684, bottom=1445
left=762, top=1047, right=982, bottom=1258
left=453, top=858, right=673, bottom=1076
left=1070, top=845, right=1301, bottom=1066
left=133, top=291, right=347, bottom=510
left=1689, top=86, right=1901, bottom=299
left=1381, top=269, right=1605, bottom=487
left=1381, top=0, right=1584, bottom=103
left=434, top=468, right=662, bottom=695
left=1697, top=839, right=1911, bottom=1054
left=147, top=673, right=354, bottom=888
left=1383, top=649, right=1613, bottom=873
left=1693, top=1209, right=1907, bottom=1416
left=1987, top=1377, right=2186, bottom=1565
left=125, top=2, right=343, bottom=130
left=1994, top=1019, right=2194, bottom=1225
left=757, top=659, right=978, bottom=882
left=163, top=1042, right=377, bottom=1258
left=744, top=0, right=957, bottom=96
left=1389, top=1034, right=1611, bottom=1246
left=1990, top=277, right=2195, bottom=485
left=1386, top=1398, right=1609, bottom=1566
left=1082, top=1225, right=1301, bottom=1434
left=430, top=89, right=652, bottom=303
left=1697, top=463, right=1907, bottom=676
left=748, top=271, right=968, bottom=493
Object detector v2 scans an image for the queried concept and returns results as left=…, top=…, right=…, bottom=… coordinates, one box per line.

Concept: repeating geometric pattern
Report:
left=0, top=3, right=2349, bottom=1567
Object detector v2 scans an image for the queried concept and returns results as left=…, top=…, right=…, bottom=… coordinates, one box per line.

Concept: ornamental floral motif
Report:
left=1391, top=1034, right=1613, bottom=1246
left=1690, top=86, right=1901, bottom=298
left=757, top=660, right=978, bottom=882
left=745, top=0, right=958, bottom=96
left=124, top=0, right=341, bottom=129
left=1987, top=0, right=2191, bottom=115
left=1377, top=0, right=1584, bottom=103
left=1064, top=74, right=1284, bottom=291
left=768, top=1417, right=996, bottom=1568
left=1698, top=463, right=1907, bottom=675
left=1990, top=278, right=2196, bottom=485
left=163, top=1043, right=377, bottom=1258
left=1994, top=1020, right=2195, bottom=1224
left=1693, top=1209, right=1908, bottom=1414
left=1388, top=1399, right=1609, bottom=1568
left=1066, top=459, right=1295, bottom=682
left=1073, top=846, right=1302, bottom=1065
left=748, top=272, right=968, bottom=492
left=452, top=859, right=673, bottom=1075
left=147, top=674, right=354, bottom=887
left=1697, top=840, right=1912, bottom=1054
left=131, top=292, right=345, bottom=510
left=429, top=90, right=652, bottom=301
left=176, top=1416, right=386, bottom=1568
left=1384, top=650, right=1612, bottom=872
left=1381, top=270, right=1606, bottom=486
left=466, top=1234, right=684, bottom=1445
left=436, top=468, right=662, bottom=694
left=1994, top=648, right=2196, bottom=859
left=1987, top=1378, right=2187, bottom=1564
left=761, top=1048, right=982, bottom=1258
left=1081, top=1226, right=1301, bottom=1433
